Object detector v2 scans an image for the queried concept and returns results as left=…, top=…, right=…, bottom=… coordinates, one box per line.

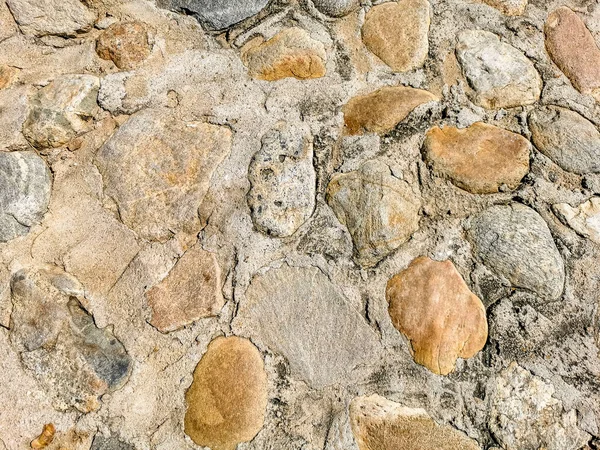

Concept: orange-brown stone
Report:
left=96, top=21, right=151, bottom=70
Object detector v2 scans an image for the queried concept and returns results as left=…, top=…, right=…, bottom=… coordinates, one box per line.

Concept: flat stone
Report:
left=23, top=75, right=99, bottom=149
left=467, top=203, right=565, bottom=300
left=343, top=86, right=437, bottom=135
left=350, top=395, right=481, bottom=450
left=91, top=435, right=134, bottom=450
left=0, top=151, right=51, bottom=242
left=554, top=197, right=600, bottom=244
left=386, top=257, right=488, bottom=375
left=95, top=109, right=232, bottom=242
left=489, top=363, right=590, bottom=450
left=529, top=106, right=600, bottom=174
left=0, top=86, right=32, bottom=151
left=147, top=246, right=224, bottom=333
left=247, top=122, right=316, bottom=237
left=156, top=0, right=269, bottom=31
left=545, top=7, right=600, bottom=100
left=423, top=122, right=530, bottom=194
left=326, top=160, right=421, bottom=268
left=233, top=264, right=380, bottom=389
left=241, top=28, right=327, bottom=81
left=5, top=0, right=95, bottom=37
left=312, top=0, right=359, bottom=17
left=9, top=266, right=132, bottom=412
left=96, top=22, right=152, bottom=71
left=362, top=0, right=430, bottom=72
left=185, top=336, right=267, bottom=450
left=479, top=0, right=527, bottom=15
left=456, top=30, right=541, bottom=109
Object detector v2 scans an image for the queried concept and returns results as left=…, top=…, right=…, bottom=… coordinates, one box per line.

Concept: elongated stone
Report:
left=479, top=0, right=527, bottom=16
left=6, top=0, right=95, bottom=37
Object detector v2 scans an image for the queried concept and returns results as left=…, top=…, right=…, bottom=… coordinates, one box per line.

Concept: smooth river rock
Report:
left=554, top=197, right=600, bottom=244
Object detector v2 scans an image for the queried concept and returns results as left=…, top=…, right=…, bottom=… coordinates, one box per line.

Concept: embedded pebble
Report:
left=90, top=435, right=134, bottom=450
left=96, top=21, right=151, bottom=70
left=312, top=0, right=359, bottom=17
left=479, top=0, right=527, bottom=16
left=554, top=197, right=600, bottom=244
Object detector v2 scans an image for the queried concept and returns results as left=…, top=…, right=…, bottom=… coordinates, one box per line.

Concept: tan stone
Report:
left=362, top=0, right=430, bottom=72
left=554, top=197, right=600, bottom=244
left=147, top=245, right=224, bottom=333
left=386, top=257, right=488, bottom=375
left=423, top=122, right=530, bottom=194
left=96, top=22, right=152, bottom=70
left=241, top=28, right=326, bottom=81
left=184, top=336, right=268, bottom=450
left=343, top=86, right=437, bottom=135
left=350, top=395, right=481, bottom=450
left=0, top=65, right=18, bottom=90
left=480, top=0, right=527, bottom=16
left=545, top=7, right=600, bottom=100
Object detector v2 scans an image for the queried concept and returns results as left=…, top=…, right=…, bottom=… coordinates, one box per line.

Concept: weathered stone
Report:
left=96, top=22, right=152, bottom=71
left=362, top=0, right=430, bottom=72
left=0, top=86, right=32, bottom=151
left=554, top=197, right=600, bottom=244
left=423, top=122, right=530, bottom=194
left=185, top=336, right=267, bottom=450
left=0, top=65, right=18, bottom=90
left=91, top=435, right=134, bottom=450
left=479, top=0, right=527, bottom=15
left=545, top=7, right=600, bottom=100
left=312, top=0, right=359, bottom=17
left=5, top=0, right=95, bottom=37
left=326, top=160, right=421, bottom=268
left=343, top=86, right=437, bottom=135
left=0, top=1, right=17, bottom=42
left=241, top=28, right=327, bottom=81
left=95, top=109, right=232, bottom=242
left=489, top=363, right=590, bottom=450
left=386, top=257, right=488, bottom=375
left=456, top=30, right=541, bottom=109
left=350, top=395, right=481, bottom=450
left=247, top=123, right=316, bottom=237
left=156, top=0, right=269, bottom=31
left=23, top=75, right=99, bottom=149
left=234, top=264, right=380, bottom=388
left=147, top=246, right=224, bottom=332
left=9, top=266, right=132, bottom=412
left=30, top=424, right=55, bottom=450
left=467, top=204, right=565, bottom=300
left=529, top=106, right=600, bottom=174
left=0, top=151, right=51, bottom=242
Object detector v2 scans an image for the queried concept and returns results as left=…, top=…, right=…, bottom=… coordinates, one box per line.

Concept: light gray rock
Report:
left=0, top=86, right=32, bottom=151
left=311, top=0, right=360, bottom=17
left=0, top=151, right=51, bottom=242
left=155, top=0, right=269, bottom=30
left=91, top=435, right=134, bottom=450
left=247, top=123, right=316, bottom=238
left=554, top=197, right=600, bottom=244
left=5, top=0, right=95, bottom=37
left=233, top=264, right=380, bottom=389
left=23, top=75, right=99, bottom=149
left=456, top=30, right=541, bottom=109
left=467, top=203, right=565, bottom=300
left=529, top=106, right=600, bottom=174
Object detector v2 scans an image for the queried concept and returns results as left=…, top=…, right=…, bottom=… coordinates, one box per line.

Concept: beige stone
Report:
left=479, top=0, right=527, bottom=16
left=386, top=257, right=488, bottom=375
left=241, top=28, right=326, bottom=81
left=350, top=395, right=481, bottom=449
left=362, top=0, right=430, bottom=72
left=0, top=0, right=17, bottom=42
left=554, top=197, right=600, bottom=244
left=545, top=7, right=600, bottom=100
left=184, top=336, right=267, bottom=450
left=96, top=22, right=152, bottom=70
left=0, top=65, right=18, bottom=90
left=423, top=122, right=530, bottom=194
left=343, top=86, right=437, bottom=135
left=147, top=246, right=224, bottom=333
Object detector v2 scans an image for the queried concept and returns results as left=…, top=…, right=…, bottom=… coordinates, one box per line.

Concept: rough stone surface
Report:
left=147, top=245, right=224, bottom=332
left=90, top=435, right=134, bottom=450
left=0, top=1, right=17, bottom=43
left=326, top=160, right=421, bottom=268
left=362, top=0, right=430, bottom=72
left=0, top=65, right=18, bottom=90
left=95, top=109, right=232, bottom=242
left=0, top=86, right=32, bottom=151
left=545, top=7, right=600, bottom=100
left=529, top=106, right=600, bottom=174
left=350, top=395, right=481, bottom=450
left=423, top=122, right=530, bottom=194
left=467, top=204, right=565, bottom=300
left=343, top=86, right=437, bottom=135
left=23, top=75, right=99, bottom=149
left=479, top=0, right=527, bottom=16
left=184, top=336, right=267, bottom=450
left=234, top=265, right=380, bottom=388
left=0, top=151, right=51, bottom=242
left=386, top=257, right=488, bottom=375
left=241, top=28, right=327, bottom=81
left=96, top=22, right=152, bottom=71
left=554, top=197, right=600, bottom=244
left=311, top=0, right=359, bottom=17
left=247, top=122, right=316, bottom=237
left=456, top=30, right=541, bottom=109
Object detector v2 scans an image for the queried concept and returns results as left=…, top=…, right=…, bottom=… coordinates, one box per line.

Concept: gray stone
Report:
left=0, top=86, right=32, bottom=151
left=0, top=151, right=51, bottom=242
left=467, top=203, right=565, bottom=300
left=91, top=435, right=134, bottom=450
left=247, top=122, right=316, bottom=238
left=233, top=264, right=380, bottom=389
left=155, top=0, right=269, bottom=31
left=311, top=0, right=359, bottom=17
left=529, top=106, right=600, bottom=174
left=456, top=30, right=541, bottom=109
